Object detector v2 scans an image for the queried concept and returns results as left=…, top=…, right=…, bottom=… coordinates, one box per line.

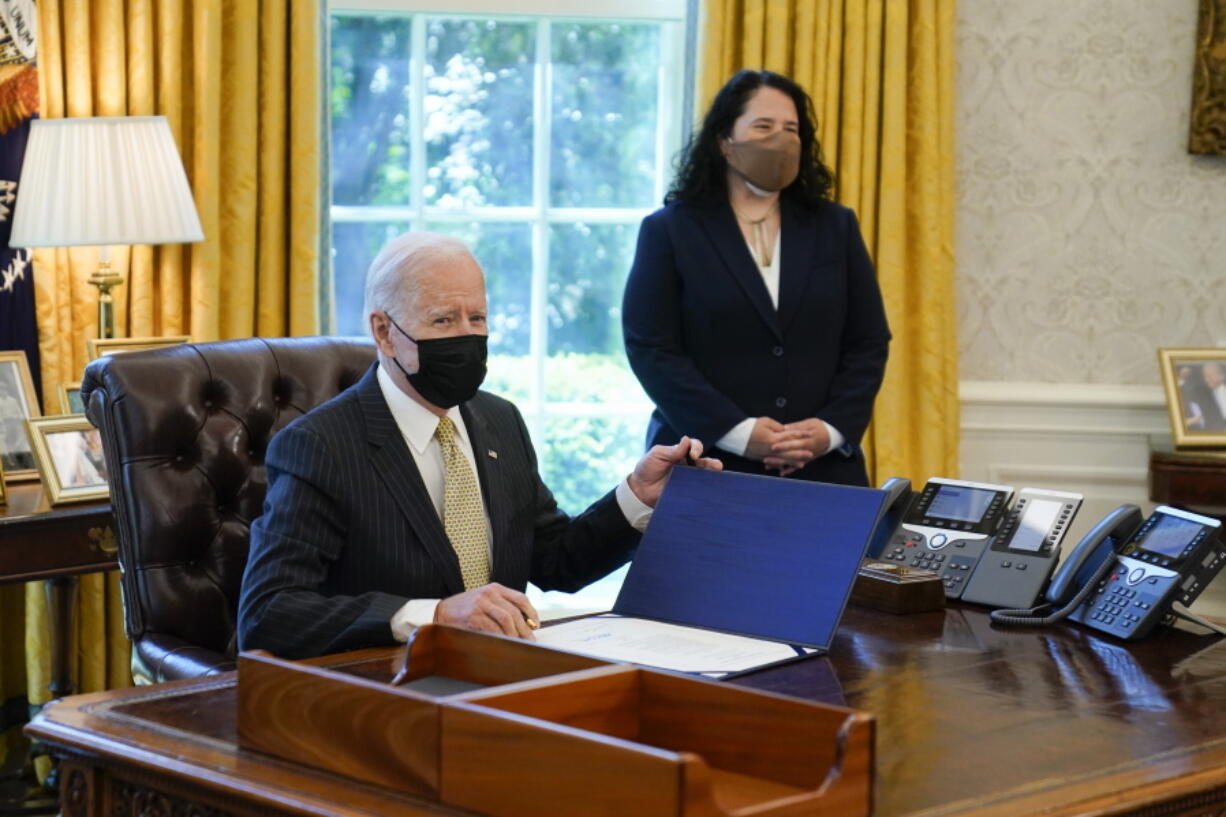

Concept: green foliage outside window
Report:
left=328, top=10, right=673, bottom=530
left=485, top=353, right=649, bottom=515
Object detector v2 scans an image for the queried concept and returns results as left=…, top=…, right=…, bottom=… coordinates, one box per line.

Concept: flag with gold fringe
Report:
left=0, top=0, right=39, bottom=780
left=0, top=0, right=40, bottom=404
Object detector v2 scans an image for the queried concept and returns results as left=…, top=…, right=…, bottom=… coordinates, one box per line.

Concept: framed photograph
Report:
left=1189, top=0, right=1226, bottom=155
left=24, top=416, right=110, bottom=505
left=86, top=335, right=191, bottom=361
left=0, top=350, right=42, bottom=482
left=57, top=381, right=85, bottom=415
left=1158, top=348, right=1226, bottom=448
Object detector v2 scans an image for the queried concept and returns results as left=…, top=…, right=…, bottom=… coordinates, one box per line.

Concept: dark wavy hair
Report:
left=666, top=70, right=834, bottom=209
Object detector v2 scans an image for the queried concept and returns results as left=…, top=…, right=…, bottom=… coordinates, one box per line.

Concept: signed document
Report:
left=535, top=614, right=812, bottom=675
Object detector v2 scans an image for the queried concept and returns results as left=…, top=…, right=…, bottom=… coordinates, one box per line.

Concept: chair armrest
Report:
left=133, top=633, right=235, bottom=684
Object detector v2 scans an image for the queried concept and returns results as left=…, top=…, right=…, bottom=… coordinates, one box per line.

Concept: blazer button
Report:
left=775, top=397, right=787, bottom=408
left=772, top=346, right=784, bottom=357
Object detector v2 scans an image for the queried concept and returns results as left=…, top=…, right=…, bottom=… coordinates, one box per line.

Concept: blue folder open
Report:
left=613, top=466, right=888, bottom=652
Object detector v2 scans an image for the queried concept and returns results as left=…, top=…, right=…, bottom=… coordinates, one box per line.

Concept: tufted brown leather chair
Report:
left=82, top=337, right=375, bottom=683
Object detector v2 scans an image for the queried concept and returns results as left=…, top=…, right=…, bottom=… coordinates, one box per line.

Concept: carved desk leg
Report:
left=57, top=761, right=97, bottom=817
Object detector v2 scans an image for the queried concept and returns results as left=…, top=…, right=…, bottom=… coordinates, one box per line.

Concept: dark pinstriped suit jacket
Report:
left=237, top=364, right=639, bottom=659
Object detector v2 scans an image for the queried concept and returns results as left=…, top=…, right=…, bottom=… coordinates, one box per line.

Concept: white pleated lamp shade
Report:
left=9, top=115, right=204, bottom=248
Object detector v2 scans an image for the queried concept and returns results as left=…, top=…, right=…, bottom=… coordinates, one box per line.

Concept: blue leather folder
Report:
left=614, top=466, right=888, bottom=653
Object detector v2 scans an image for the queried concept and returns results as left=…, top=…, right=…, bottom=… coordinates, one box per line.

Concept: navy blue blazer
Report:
left=622, top=199, right=891, bottom=485
left=238, top=364, right=639, bottom=659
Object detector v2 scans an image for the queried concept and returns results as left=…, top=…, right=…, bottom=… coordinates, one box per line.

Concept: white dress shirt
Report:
left=1212, top=383, right=1226, bottom=423
left=377, top=364, right=651, bottom=640
left=716, top=229, right=845, bottom=459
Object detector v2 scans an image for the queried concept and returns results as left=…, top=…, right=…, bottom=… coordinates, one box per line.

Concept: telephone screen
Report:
left=1011, top=499, right=1062, bottom=552
left=927, top=485, right=995, bottom=523
left=1139, top=514, right=1202, bottom=559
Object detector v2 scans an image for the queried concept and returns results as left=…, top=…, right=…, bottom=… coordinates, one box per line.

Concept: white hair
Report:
left=363, top=232, right=475, bottom=327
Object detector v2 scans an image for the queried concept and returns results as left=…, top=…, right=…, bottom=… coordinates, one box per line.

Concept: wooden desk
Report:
left=26, top=605, right=1226, bottom=817
left=0, top=483, right=117, bottom=697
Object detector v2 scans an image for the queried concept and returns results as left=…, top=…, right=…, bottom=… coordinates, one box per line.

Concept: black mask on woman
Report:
left=385, top=313, right=488, bottom=409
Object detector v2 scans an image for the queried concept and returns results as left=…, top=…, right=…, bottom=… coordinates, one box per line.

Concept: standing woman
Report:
left=622, top=70, right=891, bottom=485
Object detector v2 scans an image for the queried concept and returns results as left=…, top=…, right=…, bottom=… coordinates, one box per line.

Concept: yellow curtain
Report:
left=17, top=0, right=323, bottom=716
left=698, top=0, right=959, bottom=486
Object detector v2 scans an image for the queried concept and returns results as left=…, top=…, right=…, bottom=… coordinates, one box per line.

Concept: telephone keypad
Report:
left=890, top=517, right=998, bottom=598
left=1075, top=561, right=1186, bottom=640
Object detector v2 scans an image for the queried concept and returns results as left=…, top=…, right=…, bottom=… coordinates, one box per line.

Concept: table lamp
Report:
left=9, top=116, right=204, bottom=339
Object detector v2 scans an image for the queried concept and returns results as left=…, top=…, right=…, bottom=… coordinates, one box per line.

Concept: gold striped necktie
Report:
left=434, top=416, right=491, bottom=589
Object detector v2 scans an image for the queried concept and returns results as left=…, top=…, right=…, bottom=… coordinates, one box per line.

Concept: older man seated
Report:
left=238, top=232, right=720, bottom=659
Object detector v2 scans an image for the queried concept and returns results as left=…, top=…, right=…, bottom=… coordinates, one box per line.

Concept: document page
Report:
left=535, top=615, right=813, bottom=675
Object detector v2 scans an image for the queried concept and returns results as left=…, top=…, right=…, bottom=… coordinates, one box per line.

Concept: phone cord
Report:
left=989, top=555, right=1118, bottom=627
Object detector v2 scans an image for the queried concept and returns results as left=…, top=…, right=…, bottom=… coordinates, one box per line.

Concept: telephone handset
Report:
left=989, top=504, right=1142, bottom=627
left=878, top=477, right=1014, bottom=598
left=993, top=505, right=1226, bottom=640
left=865, top=477, right=913, bottom=560
left=1046, top=505, right=1143, bottom=607
left=961, top=488, right=1084, bottom=610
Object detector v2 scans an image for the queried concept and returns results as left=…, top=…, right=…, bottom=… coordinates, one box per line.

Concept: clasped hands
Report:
left=746, top=417, right=829, bottom=477
left=435, top=436, right=721, bottom=639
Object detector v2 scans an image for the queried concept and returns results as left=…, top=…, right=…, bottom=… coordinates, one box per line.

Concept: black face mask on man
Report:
left=384, top=313, right=488, bottom=409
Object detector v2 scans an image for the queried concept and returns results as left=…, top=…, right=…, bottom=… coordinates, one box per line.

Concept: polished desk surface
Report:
left=27, top=604, right=1226, bottom=817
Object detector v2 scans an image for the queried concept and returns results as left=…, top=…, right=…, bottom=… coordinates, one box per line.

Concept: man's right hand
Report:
left=435, top=583, right=541, bottom=640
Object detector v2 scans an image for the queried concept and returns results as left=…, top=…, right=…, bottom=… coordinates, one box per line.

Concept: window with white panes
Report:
left=327, top=0, right=688, bottom=612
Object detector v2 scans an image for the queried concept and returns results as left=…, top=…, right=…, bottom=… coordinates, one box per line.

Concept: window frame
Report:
left=326, top=0, right=688, bottom=445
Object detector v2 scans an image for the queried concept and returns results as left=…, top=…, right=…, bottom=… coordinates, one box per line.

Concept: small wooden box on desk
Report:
left=850, top=562, right=945, bottom=614
left=238, top=625, right=874, bottom=817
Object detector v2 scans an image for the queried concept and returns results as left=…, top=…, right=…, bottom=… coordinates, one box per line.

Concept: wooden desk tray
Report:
left=237, top=625, right=610, bottom=797
left=237, top=625, right=873, bottom=817
left=446, top=664, right=873, bottom=817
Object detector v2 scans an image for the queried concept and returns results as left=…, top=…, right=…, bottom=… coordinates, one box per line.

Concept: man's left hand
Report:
left=627, top=436, right=723, bottom=507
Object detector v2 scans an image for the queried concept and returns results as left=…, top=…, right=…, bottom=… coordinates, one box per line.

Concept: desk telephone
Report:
left=961, top=487, right=1083, bottom=610
left=873, top=477, right=1081, bottom=605
left=993, top=504, right=1226, bottom=640
left=874, top=477, right=1012, bottom=597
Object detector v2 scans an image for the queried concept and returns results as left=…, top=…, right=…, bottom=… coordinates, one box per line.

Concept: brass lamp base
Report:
left=88, top=259, right=124, bottom=340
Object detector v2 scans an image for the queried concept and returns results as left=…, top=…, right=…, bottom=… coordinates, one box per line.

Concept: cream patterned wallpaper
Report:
left=956, top=0, right=1226, bottom=384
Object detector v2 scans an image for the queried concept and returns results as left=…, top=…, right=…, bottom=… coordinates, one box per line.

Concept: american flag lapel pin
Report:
left=487, top=449, right=498, bottom=459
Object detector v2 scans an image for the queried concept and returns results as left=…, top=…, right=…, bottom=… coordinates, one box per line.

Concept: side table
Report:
left=1148, top=447, right=1226, bottom=524
left=0, top=482, right=117, bottom=812
left=0, top=483, right=117, bottom=698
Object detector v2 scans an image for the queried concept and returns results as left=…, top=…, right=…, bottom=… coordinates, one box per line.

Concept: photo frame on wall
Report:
left=57, top=381, right=85, bottom=415
left=0, top=350, right=43, bottom=482
left=1189, top=0, right=1226, bottom=155
left=24, top=416, right=110, bottom=505
left=1158, top=348, right=1226, bottom=448
left=86, top=335, right=191, bottom=361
